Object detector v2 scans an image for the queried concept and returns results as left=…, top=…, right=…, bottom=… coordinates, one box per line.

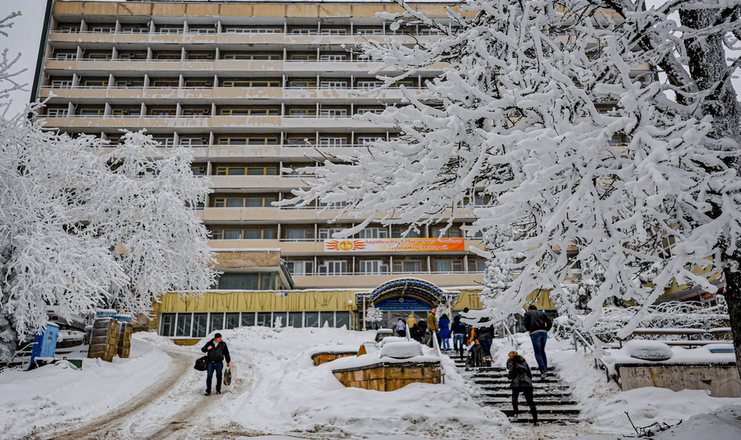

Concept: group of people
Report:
left=394, top=304, right=552, bottom=426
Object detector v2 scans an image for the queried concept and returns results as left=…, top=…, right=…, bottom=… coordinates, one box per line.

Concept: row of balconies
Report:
left=195, top=206, right=478, bottom=224
left=38, top=84, right=427, bottom=104
left=42, top=58, right=445, bottom=75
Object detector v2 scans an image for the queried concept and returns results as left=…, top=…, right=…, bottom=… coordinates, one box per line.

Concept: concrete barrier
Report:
left=616, top=363, right=741, bottom=397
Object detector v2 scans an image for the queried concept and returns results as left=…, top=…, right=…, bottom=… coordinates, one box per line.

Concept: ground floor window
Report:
left=160, top=310, right=354, bottom=336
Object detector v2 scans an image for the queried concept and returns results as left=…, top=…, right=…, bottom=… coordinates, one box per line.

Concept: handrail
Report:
left=430, top=324, right=445, bottom=384
left=501, top=320, right=520, bottom=350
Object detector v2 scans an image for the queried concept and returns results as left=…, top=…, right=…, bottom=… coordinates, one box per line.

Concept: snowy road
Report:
left=39, top=342, right=251, bottom=440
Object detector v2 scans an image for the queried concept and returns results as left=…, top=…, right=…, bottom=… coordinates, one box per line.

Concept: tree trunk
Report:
left=680, top=8, right=741, bottom=141
left=722, top=257, right=741, bottom=380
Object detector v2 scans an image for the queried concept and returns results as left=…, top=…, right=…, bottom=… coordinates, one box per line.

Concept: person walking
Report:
left=523, top=305, right=552, bottom=377
left=201, top=332, right=231, bottom=396
left=410, top=323, right=424, bottom=343
left=418, top=319, right=429, bottom=345
left=394, top=317, right=407, bottom=337
left=438, top=314, right=451, bottom=350
left=507, top=351, right=538, bottom=425
left=477, top=318, right=494, bottom=367
left=426, top=307, right=439, bottom=347
left=451, top=315, right=467, bottom=359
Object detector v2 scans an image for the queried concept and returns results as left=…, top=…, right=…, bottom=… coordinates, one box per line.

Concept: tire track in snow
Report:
left=41, top=343, right=200, bottom=440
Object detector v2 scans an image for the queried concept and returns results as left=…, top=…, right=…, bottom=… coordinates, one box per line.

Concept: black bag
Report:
left=194, top=356, right=208, bottom=371
left=223, top=368, right=232, bottom=386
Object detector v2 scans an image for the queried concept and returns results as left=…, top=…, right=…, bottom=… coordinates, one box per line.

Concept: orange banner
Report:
left=323, top=238, right=465, bottom=253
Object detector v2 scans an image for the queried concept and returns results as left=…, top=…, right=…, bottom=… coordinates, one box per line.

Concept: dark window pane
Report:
left=288, top=312, right=303, bottom=328
left=241, top=312, right=255, bottom=327
left=257, top=312, right=272, bottom=327
left=335, top=312, right=350, bottom=329
left=160, top=313, right=176, bottom=336
left=176, top=313, right=192, bottom=337
left=193, top=313, right=208, bottom=338
left=319, top=311, right=334, bottom=328
left=218, top=273, right=259, bottom=290
left=305, top=312, right=319, bottom=328
left=225, top=313, right=240, bottom=329
left=209, top=313, right=224, bottom=333
left=260, top=272, right=275, bottom=290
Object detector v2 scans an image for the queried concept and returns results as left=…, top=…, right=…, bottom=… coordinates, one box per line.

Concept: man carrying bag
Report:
left=200, top=333, right=231, bottom=395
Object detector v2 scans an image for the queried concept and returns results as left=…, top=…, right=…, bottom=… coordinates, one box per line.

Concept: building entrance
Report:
left=358, top=278, right=455, bottom=331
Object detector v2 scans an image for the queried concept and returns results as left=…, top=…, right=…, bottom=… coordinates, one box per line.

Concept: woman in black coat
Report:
left=506, top=351, right=538, bottom=425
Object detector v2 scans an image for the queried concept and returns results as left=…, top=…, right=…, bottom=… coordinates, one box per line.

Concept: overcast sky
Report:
left=1, top=0, right=739, bottom=117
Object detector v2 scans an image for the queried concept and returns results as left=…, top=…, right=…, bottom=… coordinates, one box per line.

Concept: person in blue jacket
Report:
left=438, top=314, right=451, bottom=350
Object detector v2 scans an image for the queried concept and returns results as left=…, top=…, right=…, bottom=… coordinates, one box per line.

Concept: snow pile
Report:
left=590, top=388, right=741, bottom=432
left=605, top=342, right=736, bottom=366
left=379, top=340, right=424, bottom=359
left=217, top=326, right=505, bottom=438
left=0, top=333, right=170, bottom=438
left=623, top=340, right=673, bottom=361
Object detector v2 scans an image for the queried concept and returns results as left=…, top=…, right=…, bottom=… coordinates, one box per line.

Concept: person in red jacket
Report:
left=201, top=333, right=231, bottom=396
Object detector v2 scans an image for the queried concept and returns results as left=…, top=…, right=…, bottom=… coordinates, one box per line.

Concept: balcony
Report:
left=196, top=206, right=477, bottom=223
left=292, top=272, right=484, bottom=289
left=39, top=85, right=428, bottom=105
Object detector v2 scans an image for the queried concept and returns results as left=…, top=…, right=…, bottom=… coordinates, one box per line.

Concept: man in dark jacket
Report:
left=523, top=305, right=552, bottom=377
left=201, top=332, right=231, bottom=396
left=507, top=351, right=538, bottom=425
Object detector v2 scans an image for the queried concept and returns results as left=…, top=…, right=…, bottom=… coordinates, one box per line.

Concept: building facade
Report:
left=34, top=0, right=513, bottom=339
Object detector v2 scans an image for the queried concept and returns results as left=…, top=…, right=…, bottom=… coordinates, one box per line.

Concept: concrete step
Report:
left=476, top=383, right=571, bottom=391
left=510, top=414, right=581, bottom=424
left=481, top=398, right=578, bottom=406
left=500, top=407, right=581, bottom=416
left=478, top=391, right=573, bottom=399
left=473, top=378, right=560, bottom=385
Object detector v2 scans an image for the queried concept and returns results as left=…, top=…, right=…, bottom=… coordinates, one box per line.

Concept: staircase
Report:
left=451, top=355, right=581, bottom=424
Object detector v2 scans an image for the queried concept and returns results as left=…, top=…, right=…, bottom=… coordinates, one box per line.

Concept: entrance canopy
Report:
left=356, top=278, right=458, bottom=311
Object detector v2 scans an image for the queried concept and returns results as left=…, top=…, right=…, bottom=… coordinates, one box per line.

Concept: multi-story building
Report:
left=33, top=0, right=557, bottom=341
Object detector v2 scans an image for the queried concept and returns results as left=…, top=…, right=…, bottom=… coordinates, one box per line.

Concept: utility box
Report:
left=30, top=323, right=59, bottom=364
left=117, top=323, right=133, bottom=358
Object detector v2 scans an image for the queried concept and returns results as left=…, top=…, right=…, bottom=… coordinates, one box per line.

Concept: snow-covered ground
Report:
left=0, top=332, right=170, bottom=439
left=491, top=333, right=741, bottom=439
left=0, top=328, right=739, bottom=439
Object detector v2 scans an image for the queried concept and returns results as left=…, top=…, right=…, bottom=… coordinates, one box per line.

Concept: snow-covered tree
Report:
left=0, top=14, right=215, bottom=361
left=365, top=305, right=384, bottom=328
left=286, top=0, right=741, bottom=374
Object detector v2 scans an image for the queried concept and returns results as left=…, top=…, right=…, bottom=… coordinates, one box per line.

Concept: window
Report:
left=218, top=273, right=259, bottom=290
left=318, top=228, right=345, bottom=239
left=242, top=227, right=277, bottom=239
left=357, top=136, right=384, bottom=145
left=50, top=79, right=73, bottom=88
left=288, top=108, right=316, bottom=117
left=318, top=137, right=347, bottom=147
left=114, top=78, right=144, bottom=87
left=193, top=313, right=208, bottom=338
left=358, top=260, right=389, bottom=274
left=356, top=107, right=385, bottom=115
left=176, top=313, right=192, bottom=337
left=86, top=52, right=112, bottom=60
left=256, top=312, right=272, bottom=327
left=180, top=137, right=208, bottom=147
left=260, top=272, right=275, bottom=290
left=430, top=225, right=463, bottom=238
left=219, top=108, right=278, bottom=116
left=241, top=313, right=255, bottom=327
left=287, top=80, right=317, bottom=88
left=320, top=28, right=347, bottom=35
left=319, top=311, right=335, bottom=327
left=288, top=312, right=303, bottom=328
left=120, top=25, right=149, bottom=34
left=221, top=79, right=280, bottom=87
left=54, top=52, right=77, bottom=61
left=286, top=260, right=313, bottom=276
left=225, top=313, right=240, bottom=330
left=111, top=107, right=140, bottom=117
left=288, top=53, right=317, bottom=61
left=78, top=107, right=105, bottom=116
left=305, top=312, right=319, bottom=328
left=284, top=227, right=315, bottom=241
left=356, top=80, right=382, bottom=89
left=149, top=109, right=176, bottom=117
left=46, top=108, right=68, bottom=117
left=160, top=313, right=176, bottom=336
left=209, top=313, right=224, bottom=333
left=319, top=260, right=348, bottom=275
left=319, top=80, right=347, bottom=89
left=393, top=259, right=423, bottom=273
left=335, top=312, right=351, bottom=329
left=319, top=54, right=347, bottom=62
left=186, top=52, right=215, bottom=61
left=357, top=228, right=388, bottom=239
left=188, top=27, right=216, bottom=35
left=246, top=195, right=277, bottom=208
left=289, top=28, right=318, bottom=35
left=319, top=108, right=347, bottom=118
left=432, top=259, right=463, bottom=272
left=89, top=25, right=115, bottom=34
left=222, top=229, right=242, bottom=240
left=183, top=79, right=213, bottom=88
left=221, top=53, right=281, bottom=61
left=391, top=226, right=421, bottom=238
left=355, top=27, right=383, bottom=35
left=58, top=24, right=80, bottom=33
left=157, top=26, right=184, bottom=34
left=155, top=52, right=181, bottom=60
left=223, top=26, right=281, bottom=34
